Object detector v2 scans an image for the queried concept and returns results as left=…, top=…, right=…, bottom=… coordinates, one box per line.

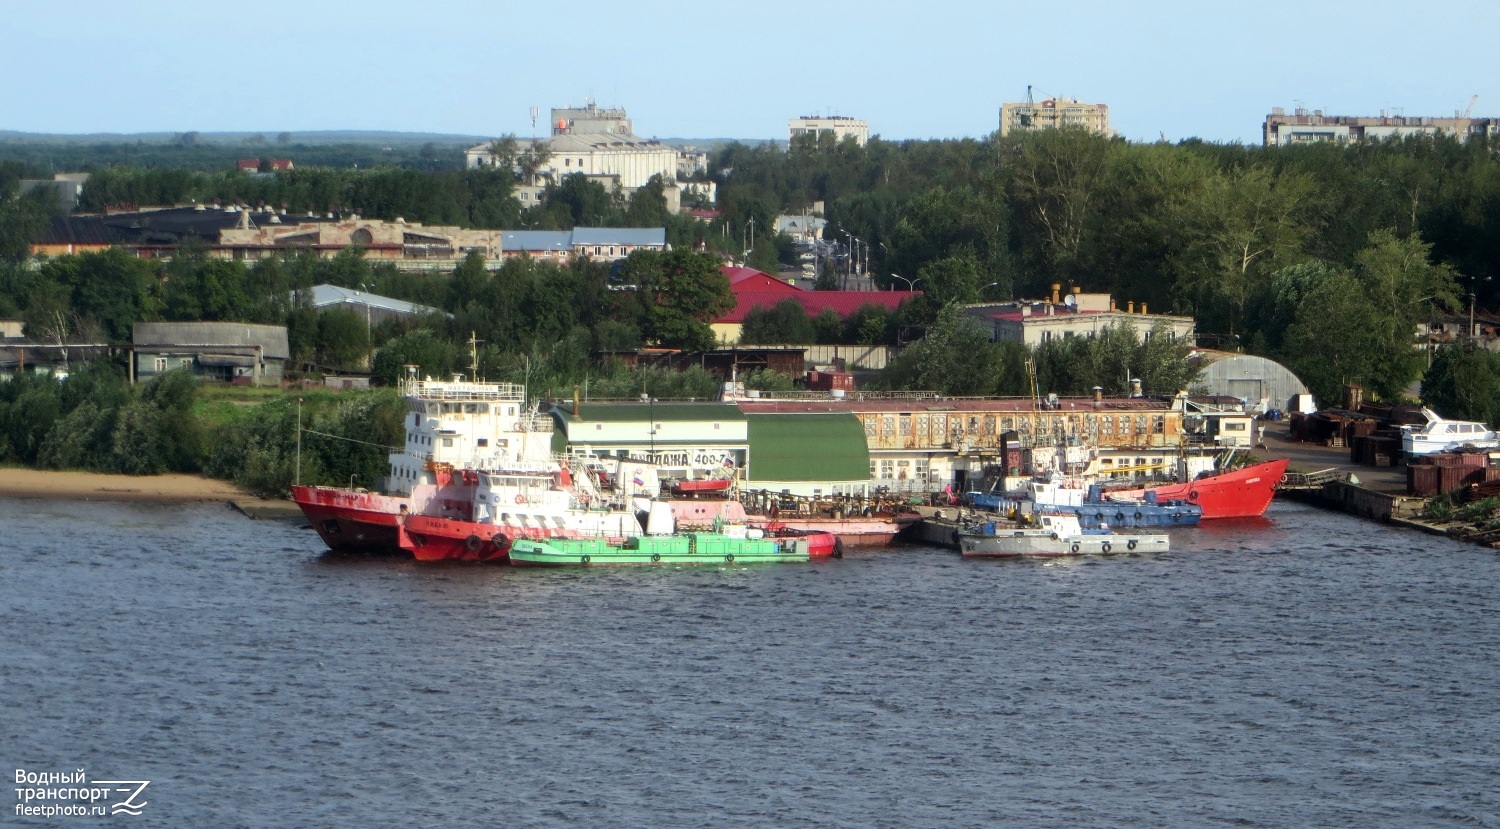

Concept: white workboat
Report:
left=958, top=513, right=1169, bottom=559
left=1400, top=408, right=1500, bottom=456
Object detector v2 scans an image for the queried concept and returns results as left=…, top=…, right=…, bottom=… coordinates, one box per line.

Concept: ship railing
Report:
left=1280, top=467, right=1349, bottom=488
left=403, top=379, right=528, bottom=401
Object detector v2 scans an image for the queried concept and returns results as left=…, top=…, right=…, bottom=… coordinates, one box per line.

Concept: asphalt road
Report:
left=1262, top=420, right=1408, bottom=493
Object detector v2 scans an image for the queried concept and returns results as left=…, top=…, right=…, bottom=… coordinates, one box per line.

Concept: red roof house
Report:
left=712, top=266, right=920, bottom=343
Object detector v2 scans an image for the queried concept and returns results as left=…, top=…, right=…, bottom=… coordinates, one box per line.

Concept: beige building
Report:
left=788, top=115, right=869, bottom=147
left=999, top=97, right=1111, bottom=137
left=1263, top=105, right=1500, bottom=146
left=218, top=215, right=504, bottom=263
left=964, top=285, right=1194, bottom=347
left=466, top=101, right=686, bottom=191
left=740, top=393, right=1186, bottom=494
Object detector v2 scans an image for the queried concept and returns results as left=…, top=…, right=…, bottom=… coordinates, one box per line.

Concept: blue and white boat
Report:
left=964, top=480, right=1201, bottom=529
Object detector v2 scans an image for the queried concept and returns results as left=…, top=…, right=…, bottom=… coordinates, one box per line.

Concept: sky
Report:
left=4, top=0, right=1499, bottom=145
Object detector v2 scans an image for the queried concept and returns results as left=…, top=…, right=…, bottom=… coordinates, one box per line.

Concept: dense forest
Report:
left=4, top=128, right=1500, bottom=489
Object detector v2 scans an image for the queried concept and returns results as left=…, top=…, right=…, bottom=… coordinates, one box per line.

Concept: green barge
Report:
left=508, top=533, right=812, bottom=566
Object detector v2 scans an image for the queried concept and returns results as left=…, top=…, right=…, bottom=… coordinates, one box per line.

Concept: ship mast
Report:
left=468, top=331, right=481, bottom=381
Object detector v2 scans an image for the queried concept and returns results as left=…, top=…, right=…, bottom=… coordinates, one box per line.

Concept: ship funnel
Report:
left=646, top=502, right=676, bottom=535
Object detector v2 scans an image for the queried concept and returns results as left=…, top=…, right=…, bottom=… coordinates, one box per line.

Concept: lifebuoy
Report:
left=513, top=421, right=523, bottom=431
left=464, top=534, right=482, bottom=552
left=1069, top=542, right=1081, bottom=554
left=650, top=553, right=661, bottom=562
left=1127, top=540, right=1138, bottom=551
left=515, top=494, right=527, bottom=505
left=1101, top=542, right=1112, bottom=554
left=1188, top=490, right=1200, bottom=502
left=491, top=532, right=509, bottom=549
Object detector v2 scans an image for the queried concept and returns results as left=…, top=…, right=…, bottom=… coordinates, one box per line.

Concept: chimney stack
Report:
left=1051, top=283, right=1061, bottom=304
left=1127, top=301, right=1135, bottom=314
left=1141, top=302, right=1148, bottom=315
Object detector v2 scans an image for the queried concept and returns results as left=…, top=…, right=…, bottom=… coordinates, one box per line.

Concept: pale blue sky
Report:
left=4, top=0, right=1498, bottom=144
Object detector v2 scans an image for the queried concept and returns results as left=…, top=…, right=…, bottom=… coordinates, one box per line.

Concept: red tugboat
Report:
left=291, top=370, right=846, bottom=561
left=292, top=370, right=658, bottom=562
left=1111, top=457, right=1288, bottom=520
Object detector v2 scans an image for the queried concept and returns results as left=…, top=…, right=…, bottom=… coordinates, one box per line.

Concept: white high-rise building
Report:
left=788, top=115, right=869, bottom=147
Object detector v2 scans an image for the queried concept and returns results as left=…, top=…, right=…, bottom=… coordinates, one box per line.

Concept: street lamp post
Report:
left=890, top=273, right=922, bottom=291
left=1467, top=275, right=1493, bottom=338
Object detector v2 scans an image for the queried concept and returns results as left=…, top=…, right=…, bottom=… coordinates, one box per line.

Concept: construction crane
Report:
left=1463, top=94, right=1479, bottom=119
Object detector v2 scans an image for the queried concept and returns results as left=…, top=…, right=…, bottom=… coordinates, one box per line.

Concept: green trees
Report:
left=1, top=366, right=202, bottom=475
left=740, top=300, right=816, bottom=344
left=203, top=389, right=405, bottom=497
left=881, top=305, right=1006, bottom=395
left=1259, top=231, right=1457, bottom=403
left=1422, top=340, right=1500, bottom=426
left=314, top=308, right=372, bottom=368
left=34, top=249, right=157, bottom=341
left=0, top=185, right=54, bottom=265
left=618, top=250, right=733, bottom=351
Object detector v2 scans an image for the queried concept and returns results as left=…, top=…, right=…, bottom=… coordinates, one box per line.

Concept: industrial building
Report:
left=1263, top=104, right=1500, bottom=146
left=999, top=95, right=1111, bottom=137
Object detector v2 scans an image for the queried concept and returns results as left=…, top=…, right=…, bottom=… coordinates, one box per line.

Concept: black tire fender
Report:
left=464, top=534, right=482, bottom=553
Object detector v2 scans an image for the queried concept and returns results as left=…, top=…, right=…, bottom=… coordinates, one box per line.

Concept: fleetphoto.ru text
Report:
left=14, top=769, right=149, bottom=818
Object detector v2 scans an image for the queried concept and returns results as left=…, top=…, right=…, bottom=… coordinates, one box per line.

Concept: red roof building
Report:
left=712, top=266, right=920, bottom=343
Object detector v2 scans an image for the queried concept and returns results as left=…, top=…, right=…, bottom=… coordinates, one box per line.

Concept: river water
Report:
left=3, top=496, right=1497, bottom=828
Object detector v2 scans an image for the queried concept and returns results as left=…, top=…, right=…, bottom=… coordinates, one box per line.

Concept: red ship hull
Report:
left=292, top=485, right=411, bottom=554
left=754, top=515, right=918, bottom=547
left=1113, top=458, right=1287, bottom=520
left=400, top=515, right=631, bottom=563
left=758, top=524, right=841, bottom=557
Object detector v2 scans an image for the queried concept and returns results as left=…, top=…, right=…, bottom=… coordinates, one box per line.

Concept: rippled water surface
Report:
left=3, top=497, right=1498, bottom=827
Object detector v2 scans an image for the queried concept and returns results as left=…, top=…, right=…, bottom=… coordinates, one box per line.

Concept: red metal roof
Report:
left=736, top=397, right=1171, bottom=414
left=722, top=265, right=793, bottom=287
left=718, top=290, right=920, bottom=323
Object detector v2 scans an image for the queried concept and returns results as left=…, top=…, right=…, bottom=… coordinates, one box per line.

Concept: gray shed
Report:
left=132, top=322, right=291, bottom=386
left=1188, top=350, right=1311, bottom=412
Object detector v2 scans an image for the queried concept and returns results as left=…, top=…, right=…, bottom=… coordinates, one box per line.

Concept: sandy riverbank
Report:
left=0, top=468, right=293, bottom=515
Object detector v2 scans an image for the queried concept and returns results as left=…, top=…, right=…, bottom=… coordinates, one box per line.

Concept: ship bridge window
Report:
left=442, top=438, right=454, bottom=447
left=477, top=438, right=488, bottom=447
